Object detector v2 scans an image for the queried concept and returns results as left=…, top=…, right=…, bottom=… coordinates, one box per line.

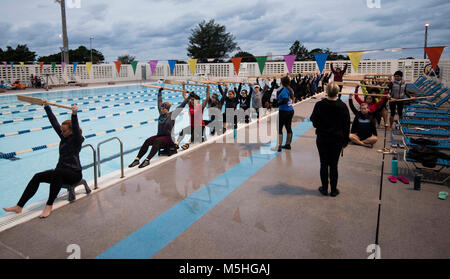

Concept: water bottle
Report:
left=414, top=173, right=422, bottom=190
left=391, top=156, right=398, bottom=176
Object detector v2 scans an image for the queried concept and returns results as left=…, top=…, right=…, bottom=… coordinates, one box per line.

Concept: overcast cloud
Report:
left=1, top=0, right=449, bottom=62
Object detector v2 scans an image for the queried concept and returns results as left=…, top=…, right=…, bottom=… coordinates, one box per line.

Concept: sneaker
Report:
left=318, top=186, right=328, bottom=196
left=128, top=159, right=140, bottom=168
left=281, top=144, right=291, bottom=150
left=330, top=189, right=340, bottom=197
left=138, top=159, right=150, bottom=168
left=271, top=146, right=282, bottom=152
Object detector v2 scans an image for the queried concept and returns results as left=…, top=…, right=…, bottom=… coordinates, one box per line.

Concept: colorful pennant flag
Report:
left=149, top=60, right=158, bottom=75
left=130, top=61, right=138, bottom=75
left=255, top=56, right=267, bottom=75
left=114, top=61, right=122, bottom=74
left=61, top=62, right=66, bottom=74
left=20, top=62, right=25, bottom=72
left=10, top=62, right=13, bottom=70
left=86, top=62, right=92, bottom=75
left=39, top=62, right=44, bottom=72
left=188, top=59, right=198, bottom=76
left=314, top=53, right=329, bottom=74
left=51, top=62, right=56, bottom=72
left=425, top=46, right=446, bottom=71
left=72, top=62, right=78, bottom=74
left=348, top=51, right=364, bottom=72
left=168, top=60, right=176, bottom=76
left=283, top=55, right=296, bottom=73
left=231, top=57, right=242, bottom=75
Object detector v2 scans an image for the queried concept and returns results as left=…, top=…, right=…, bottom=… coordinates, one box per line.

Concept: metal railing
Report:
left=97, top=137, right=124, bottom=178
left=81, top=144, right=98, bottom=189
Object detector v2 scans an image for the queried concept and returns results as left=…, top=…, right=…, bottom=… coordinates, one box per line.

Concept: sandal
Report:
left=397, top=176, right=409, bottom=184
left=388, top=176, right=397, bottom=183
left=181, top=143, right=190, bottom=150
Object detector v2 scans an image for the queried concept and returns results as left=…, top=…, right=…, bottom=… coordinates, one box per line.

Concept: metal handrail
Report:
left=97, top=137, right=124, bottom=178
left=82, top=144, right=98, bottom=189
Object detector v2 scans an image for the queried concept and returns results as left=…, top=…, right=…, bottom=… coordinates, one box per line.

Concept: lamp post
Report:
left=90, top=36, right=94, bottom=63
left=424, top=23, right=430, bottom=59
left=56, top=0, right=69, bottom=63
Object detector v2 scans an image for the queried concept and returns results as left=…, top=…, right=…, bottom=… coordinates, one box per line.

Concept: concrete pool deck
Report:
left=0, top=90, right=449, bottom=259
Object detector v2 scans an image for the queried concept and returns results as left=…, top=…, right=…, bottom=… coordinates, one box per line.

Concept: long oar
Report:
left=390, top=96, right=433, bottom=102
left=17, top=95, right=72, bottom=109
left=334, top=81, right=388, bottom=89
left=141, top=84, right=186, bottom=92
left=340, top=92, right=388, bottom=97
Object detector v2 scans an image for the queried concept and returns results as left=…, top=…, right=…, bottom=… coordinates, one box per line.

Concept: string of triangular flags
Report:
left=1, top=46, right=446, bottom=77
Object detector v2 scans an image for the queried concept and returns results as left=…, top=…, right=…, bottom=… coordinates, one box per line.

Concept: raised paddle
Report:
left=334, top=81, right=389, bottom=89
left=163, top=79, right=185, bottom=85
left=17, top=95, right=72, bottom=109
left=340, top=92, right=389, bottom=97
left=142, top=84, right=186, bottom=92
left=390, top=96, right=433, bottom=102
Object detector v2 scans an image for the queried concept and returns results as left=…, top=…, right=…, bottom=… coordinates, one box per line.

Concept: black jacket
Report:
left=45, top=106, right=84, bottom=172
left=310, top=98, right=351, bottom=146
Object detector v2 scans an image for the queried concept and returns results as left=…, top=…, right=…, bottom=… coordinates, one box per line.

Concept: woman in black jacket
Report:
left=310, top=83, right=350, bottom=197
left=3, top=101, right=84, bottom=218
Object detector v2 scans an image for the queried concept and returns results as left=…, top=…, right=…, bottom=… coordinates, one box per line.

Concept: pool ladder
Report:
left=81, top=144, right=98, bottom=189
left=97, top=137, right=125, bottom=178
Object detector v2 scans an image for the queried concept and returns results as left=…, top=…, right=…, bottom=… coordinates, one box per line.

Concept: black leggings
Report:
left=389, top=102, right=404, bottom=118
left=316, top=138, right=343, bottom=193
left=278, top=110, right=294, bottom=134
left=137, top=136, right=169, bottom=160
left=18, top=169, right=82, bottom=207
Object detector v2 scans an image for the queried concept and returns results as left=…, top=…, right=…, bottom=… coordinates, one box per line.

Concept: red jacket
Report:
left=354, top=87, right=387, bottom=113
left=331, top=63, right=348, bottom=82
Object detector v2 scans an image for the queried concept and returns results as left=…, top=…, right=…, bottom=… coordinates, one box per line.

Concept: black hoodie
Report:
left=310, top=98, right=350, bottom=145
left=45, top=106, right=84, bottom=172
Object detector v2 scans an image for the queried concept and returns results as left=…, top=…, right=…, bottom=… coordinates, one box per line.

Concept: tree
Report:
left=38, top=46, right=105, bottom=63
left=187, top=19, right=237, bottom=63
left=232, top=51, right=256, bottom=62
left=289, top=40, right=309, bottom=61
left=117, top=54, right=136, bottom=64
left=0, top=44, right=37, bottom=63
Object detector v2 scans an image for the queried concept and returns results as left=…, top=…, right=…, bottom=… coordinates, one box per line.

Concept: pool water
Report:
left=0, top=82, right=248, bottom=216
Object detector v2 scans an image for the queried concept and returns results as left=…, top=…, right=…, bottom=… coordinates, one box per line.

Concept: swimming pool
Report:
left=0, top=82, right=249, bottom=216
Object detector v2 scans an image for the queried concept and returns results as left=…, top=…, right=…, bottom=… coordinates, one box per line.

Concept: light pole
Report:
left=56, top=0, right=70, bottom=63
left=90, top=36, right=94, bottom=63
left=424, top=23, right=430, bottom=59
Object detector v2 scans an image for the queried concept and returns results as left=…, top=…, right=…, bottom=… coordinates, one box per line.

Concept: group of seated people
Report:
left=0, top=79, right=27, bottom=90
left=30, top=74, right=44, bottom=88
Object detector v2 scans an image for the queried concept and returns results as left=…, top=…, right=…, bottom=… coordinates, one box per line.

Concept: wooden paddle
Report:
left=340, top=92, right=389, bottom=97
left=142, top=84, right=185, bottom=92
left=164, top=79, right=185, bottom=85
left=17, top=95, right=72, bottom=109
left=334, top=81, right=389, bottom=89
left=189, top=80, right=221, bottom=84
left=390, top=96, right=433, bottom=102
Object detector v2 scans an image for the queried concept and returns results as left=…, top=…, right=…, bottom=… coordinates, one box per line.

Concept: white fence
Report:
left=1, top=58, right=449, bottom=86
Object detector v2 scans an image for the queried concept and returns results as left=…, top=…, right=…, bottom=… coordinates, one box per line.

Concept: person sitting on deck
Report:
left=353, top=86, right=389, bottom=126
left=128, top=87, right=190, bottom=169
left=3, top=102, right=84, bottom=218
left=12, top=79, right=27, bottom=90
left=348, top=99, right=378, bottom=148
left=175, top=86, right=210, bottom=150
left=0, top=80, right=13, bottom=89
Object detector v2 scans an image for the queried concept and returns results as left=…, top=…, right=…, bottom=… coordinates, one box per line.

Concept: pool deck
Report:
left=0, top=91, right=449, bottom=259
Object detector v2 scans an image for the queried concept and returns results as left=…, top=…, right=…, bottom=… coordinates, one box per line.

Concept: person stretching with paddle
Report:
left=129, top=88, right=191, bottom=168
left=3, top=101, right=83, bottom=218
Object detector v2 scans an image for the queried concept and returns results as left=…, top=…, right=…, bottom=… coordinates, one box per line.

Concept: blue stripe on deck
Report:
left=96, top=96, right=348, bottom=259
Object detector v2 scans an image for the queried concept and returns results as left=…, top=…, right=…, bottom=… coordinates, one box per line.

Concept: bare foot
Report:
left=39, top=205, right=53, bottom=219
left=3, top=205, right=22, bottom=214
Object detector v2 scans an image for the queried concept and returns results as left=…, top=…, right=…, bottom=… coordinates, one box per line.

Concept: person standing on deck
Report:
left=310, top=83, right=350, bottom=197
left=330, top=62, right=349, bottom=98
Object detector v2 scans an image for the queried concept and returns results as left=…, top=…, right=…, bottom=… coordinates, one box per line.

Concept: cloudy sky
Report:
left=1, top=0, right=449, bottom=62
